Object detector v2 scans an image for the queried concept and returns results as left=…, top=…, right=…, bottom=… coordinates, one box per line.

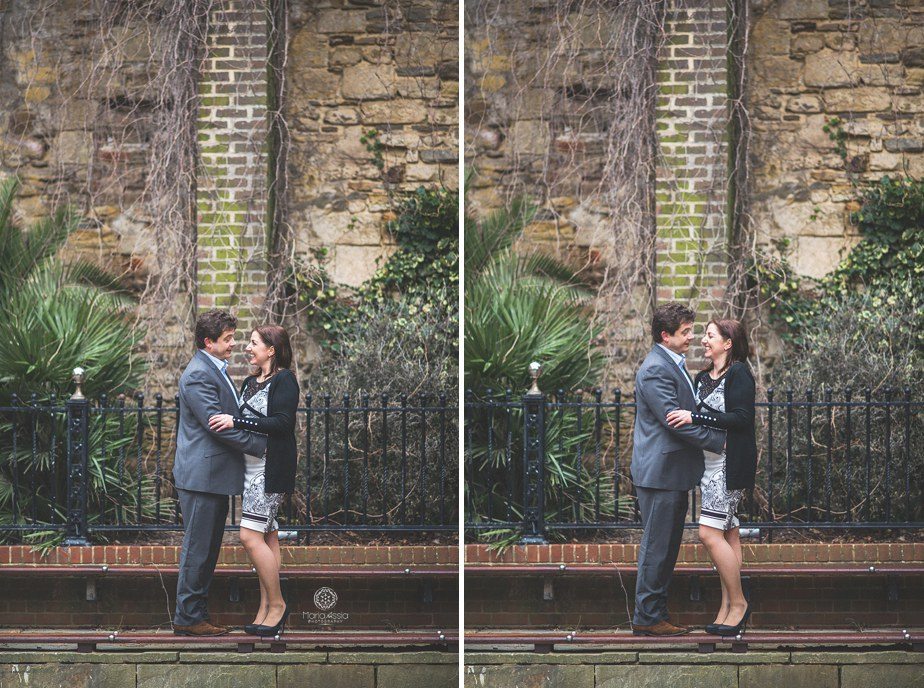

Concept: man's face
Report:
left=661, top=321, right=695, bottom=355
left=204, top=328, right=236, bottom=361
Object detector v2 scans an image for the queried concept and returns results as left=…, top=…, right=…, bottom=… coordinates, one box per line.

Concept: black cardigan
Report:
left=691, top=361, right=757, bottom=490
left=233, top=368, right=299, bottom=494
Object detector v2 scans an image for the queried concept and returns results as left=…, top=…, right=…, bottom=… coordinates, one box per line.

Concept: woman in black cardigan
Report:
left=666, top=319, right=757, bottom=637
left=208, top=325, right=299, bottom=637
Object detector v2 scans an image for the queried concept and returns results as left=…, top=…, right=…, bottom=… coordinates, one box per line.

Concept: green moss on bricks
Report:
left=198, top=284, right=234, bottom=295
left=659, top=85, right=689, bottom=94
left=674, top=264, right=699, bottom=275
left=200, top=97, right=231, bottom=107
left=658, top=134, right=687, bottom=144
left=659, top=276, right=695, bottom=287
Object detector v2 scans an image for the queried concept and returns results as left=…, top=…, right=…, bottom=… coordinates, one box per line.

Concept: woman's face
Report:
left=701, top=323, right=731, bottom=360
left=245, top=331, right=275, bottom=369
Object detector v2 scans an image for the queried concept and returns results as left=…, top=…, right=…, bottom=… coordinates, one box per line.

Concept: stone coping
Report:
left=465, top=650, right=924, bottom=665
left=0, top=650, right=456, bottom=664
left=465, top=542, right=924, bottom=565
left=0, top=545, right=459, bottom=567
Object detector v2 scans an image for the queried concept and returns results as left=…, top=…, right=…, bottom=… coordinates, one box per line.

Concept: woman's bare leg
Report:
left=699, top=524, right=746, bottom=627
left=240, top=527, right=284, bottom=627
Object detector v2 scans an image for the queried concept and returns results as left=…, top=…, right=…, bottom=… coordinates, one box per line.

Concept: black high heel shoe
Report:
left=716, top=604, right=751, bottom=637
left=704, top=622, right=722, bottom=635
left=254, top=605, right=289, bottom=637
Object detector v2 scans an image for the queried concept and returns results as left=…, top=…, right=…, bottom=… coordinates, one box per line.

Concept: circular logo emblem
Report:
left=313, top=586, right=338, bottom=610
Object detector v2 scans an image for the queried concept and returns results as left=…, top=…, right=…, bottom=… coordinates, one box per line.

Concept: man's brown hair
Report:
left=650, top=302, right=696, bottom=344
left=195, top=310, right=237, bottom=349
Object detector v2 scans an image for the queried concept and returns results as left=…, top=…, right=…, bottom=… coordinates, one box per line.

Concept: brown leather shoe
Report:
left=173, top=620, right=229, bottom=636
left=632, top=620, right=691, bottom=636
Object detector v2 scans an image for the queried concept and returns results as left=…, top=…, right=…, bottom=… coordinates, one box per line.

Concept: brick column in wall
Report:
left=655, top=0, right=730, bottom=324
left=197, top=0, right=268, bottom=374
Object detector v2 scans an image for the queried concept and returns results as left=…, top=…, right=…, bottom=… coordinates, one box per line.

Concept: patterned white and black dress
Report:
left=239, top=377, right=286, bottom=533
left=696, top=373, right=745, bottom=531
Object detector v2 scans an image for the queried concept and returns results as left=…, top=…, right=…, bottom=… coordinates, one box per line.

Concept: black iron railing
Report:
left=464, top=384, right=924, bottom=542
left=0, top=388, right=457, bottom=544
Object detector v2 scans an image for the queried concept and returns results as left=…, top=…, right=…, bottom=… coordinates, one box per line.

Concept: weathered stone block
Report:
left=292, top=67, right=340, bottom=99
left=596, top=664, right=736, bottom=688
left=379, top=664, right=458, bottom=688
left=754, top=56, right=802, bottom=85
left=884, top=138, right=924, bottom=153
left=0, top=663, right=136, bottom=688
left=803, top=50, right=859, bottom=87
left=341, top=63, right=398, bottom=99
left=509, top=120, right=550, bottom=156
left=279, top=664, right=373, bottom=688
left=752, top=17, right=791, bottom=56
left=778, top=0, right=829, bottom=20
left=740, top=664, right=838, bottom=688
left=842, top=665, right=924, bottom=688
left=791, top=33, right=825, bottom=54
left=359, top=100, right=427, bottom=124
left=51, top=131, right=91, bottom=165
left=824, top=87, right=891, bottom=111
left=137, top=665, right=274, bottom=688
left=465, top=664, right=594, bottom=687
left=316, top=10, right=366, bottom=34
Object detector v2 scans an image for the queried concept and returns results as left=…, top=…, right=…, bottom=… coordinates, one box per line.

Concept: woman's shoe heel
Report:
left=716, top=604, right=750, bottom=637
left=255, top=606, right=289, bottom=637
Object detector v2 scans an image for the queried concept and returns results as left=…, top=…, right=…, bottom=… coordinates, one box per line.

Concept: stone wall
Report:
left=0, top=650, right=457, bottom=688
left=465, top=651, right=924, bottom=688
left=285, top=0, right=458, bottom=289
left=748, top=0, right=924, bottom=279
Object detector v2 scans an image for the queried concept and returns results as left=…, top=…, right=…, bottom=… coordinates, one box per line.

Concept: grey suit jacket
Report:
left=630, top=345, right=726, bottom=490
left=173, top=350, right=267, bottom=495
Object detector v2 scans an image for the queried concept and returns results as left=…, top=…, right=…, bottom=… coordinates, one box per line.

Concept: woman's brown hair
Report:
left=252, top=325, right=293, bottom=375
left=705, top=318, right=750, bottom=374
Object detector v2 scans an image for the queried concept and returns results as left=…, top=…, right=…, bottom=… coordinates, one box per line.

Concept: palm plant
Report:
left=464, top=189, right=630, bottom=543
left=0, top=177, right=160, bottom=548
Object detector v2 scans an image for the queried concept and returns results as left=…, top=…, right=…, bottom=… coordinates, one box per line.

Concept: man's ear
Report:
left=203, top=337, right=214, bottom=352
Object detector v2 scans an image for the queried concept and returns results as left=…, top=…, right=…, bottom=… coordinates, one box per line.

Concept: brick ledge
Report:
left=465, top=542, right=924, bottom=565
left=0, top=545, right=459, bottom=567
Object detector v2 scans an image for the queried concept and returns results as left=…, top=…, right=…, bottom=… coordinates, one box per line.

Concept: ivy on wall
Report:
left=750, top=175, right=924, bottom=352
left=296, top=185, right=459, bottom=355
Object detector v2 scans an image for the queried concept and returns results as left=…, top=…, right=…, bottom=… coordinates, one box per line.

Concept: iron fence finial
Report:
left=71, top=367, right=86, bottom=401
left=528, top=361, right=542, bottom=395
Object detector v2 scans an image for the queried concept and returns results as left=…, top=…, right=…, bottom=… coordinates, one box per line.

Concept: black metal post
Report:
left=64, top=370, right=90, bottom=546
left=520, top=364, right=547, bottom=544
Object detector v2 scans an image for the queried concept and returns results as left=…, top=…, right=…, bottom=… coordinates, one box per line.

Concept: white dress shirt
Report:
left=657, top=343, right=696, bottom=396
left=201, top=349, right=241, bottom=405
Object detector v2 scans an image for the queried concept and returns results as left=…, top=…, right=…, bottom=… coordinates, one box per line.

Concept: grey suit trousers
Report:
left=174, top=488, right=229, bottom=626
left=632, top=486, right=689, bottom=626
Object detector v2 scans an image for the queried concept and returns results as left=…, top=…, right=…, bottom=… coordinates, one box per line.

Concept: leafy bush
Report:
left=299, top=300, right=458, bottom=529
left=464, top=191, right=629, bottom=544
left=746, top=175, right=924, bottom=526
left=297, top=185, right=459, bottom=357
left=756, top=292, right=923, bottom=525
left=752, top=176, right=924, bottom=351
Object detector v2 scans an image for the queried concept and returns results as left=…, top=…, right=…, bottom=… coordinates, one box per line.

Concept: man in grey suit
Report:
left=630, top=302, right=726, bottom=636
left=172, top=310, right=266, bottom=636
